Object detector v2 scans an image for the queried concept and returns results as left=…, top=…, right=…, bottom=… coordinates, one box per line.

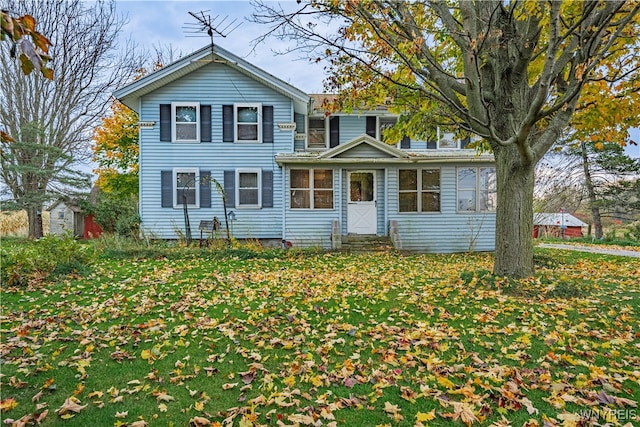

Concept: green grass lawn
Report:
left=1, top=244, right=639, bottom=426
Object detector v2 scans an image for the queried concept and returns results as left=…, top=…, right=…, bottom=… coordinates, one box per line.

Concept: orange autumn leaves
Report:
left=92, top=100, right=139, bottom=194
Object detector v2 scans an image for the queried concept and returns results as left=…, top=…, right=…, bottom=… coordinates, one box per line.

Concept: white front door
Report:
left=347, top=171, right=377, bottom=234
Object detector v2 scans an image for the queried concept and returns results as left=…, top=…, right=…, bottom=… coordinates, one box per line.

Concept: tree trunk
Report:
left=580, top=143, right=603, bottom=239
left=26, top=206, right=44, bottom=239
left=493, top=147, right=535, bottom=278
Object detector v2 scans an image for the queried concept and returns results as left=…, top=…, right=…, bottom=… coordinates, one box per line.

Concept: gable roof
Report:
left=113, top=44, right=309, bottom=113
left=319, top=134, right=409, bottom=159
left=534, top=213, right=588, bottom=227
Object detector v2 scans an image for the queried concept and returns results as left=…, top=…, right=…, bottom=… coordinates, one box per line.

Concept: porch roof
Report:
left=277, top=133, right=494, bottom=165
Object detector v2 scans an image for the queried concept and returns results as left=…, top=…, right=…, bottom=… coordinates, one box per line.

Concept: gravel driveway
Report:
left=537, top=243, right=640, bottom=258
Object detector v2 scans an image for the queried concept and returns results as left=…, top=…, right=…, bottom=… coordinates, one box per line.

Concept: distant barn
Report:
left=533, top=213, right=587, bottom=238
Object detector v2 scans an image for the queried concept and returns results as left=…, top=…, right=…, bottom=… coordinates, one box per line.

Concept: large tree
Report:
left=0, top=0, right=141, bottom=238
left=252, top=0, right=640, bottom=277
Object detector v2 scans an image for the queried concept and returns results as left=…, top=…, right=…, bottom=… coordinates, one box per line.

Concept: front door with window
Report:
left=347, top=171, right=377, bottom=234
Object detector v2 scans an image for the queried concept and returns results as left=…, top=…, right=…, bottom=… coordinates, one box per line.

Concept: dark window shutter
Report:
left=427, top=139, right=437, bottom=149
left=262, top=105, right=274, bottom=143
left=400, top=136, right=411, bottom=149
left=262, top=170, right=273, bottom=208
left=200, top=105, right=211, bottom=142
left=161, top=170, right=173, bottom=207
left=329, top=116, right=340, bottom=148
left=224, top=170, right=235, bottom=207
left=366, top=116, right=377, bottom=137
left=200, top=171, right=211, bottom=208
left=222, top=105, right=234, bottom=142
left=294, top=112, right=305, bottom=133
left=160, top=104, right=171, bottom=142
left=461, top=136, right=471, bottom=149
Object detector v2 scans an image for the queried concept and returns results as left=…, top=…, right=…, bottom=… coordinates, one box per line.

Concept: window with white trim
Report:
left=235, top=103, right=261, bottom=142
left=398, top=169, right=440, bottom=213
left=172, top=102, right=199, bottom=142
left=457, top=167, right=496, bottom=212
left=236, top=168, right=261, bottom=208
left=290, top=169, right=334, bottom=209
left=307, top=117, right=327, bottom=149
left=174, top=168, right=200, bottom=208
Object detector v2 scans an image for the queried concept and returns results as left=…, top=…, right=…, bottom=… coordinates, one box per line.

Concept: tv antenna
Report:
left=183, top=10, right=241, bottom=60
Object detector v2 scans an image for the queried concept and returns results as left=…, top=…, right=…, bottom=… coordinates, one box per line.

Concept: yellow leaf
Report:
left=283, top=375, right=296, bottom=387
left=416, top=410, right=436, bottom=422
left=88, top=390, right=103, bottom=399
left=437, top=376, right=455, bottom=389
left=0, top=398, right=18, bottom=412
left=310, top=375, right=323, bottom=387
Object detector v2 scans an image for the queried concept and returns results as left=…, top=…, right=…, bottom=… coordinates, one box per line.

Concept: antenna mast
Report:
left=183, top=10, right=241, bottom=59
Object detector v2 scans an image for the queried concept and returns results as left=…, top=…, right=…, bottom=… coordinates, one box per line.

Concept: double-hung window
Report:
left=290, top=169, right=334, bottom=209
left=236, top=168, right=261, bottom=208
left=235, top=103, right=261, bottom=142
left=457, top=167, right=496, bottom=212
left=174, top=168, right=200, bottom=208
left=172, top=102, right=199, bottom=142
left=398, top=169, right=440, bottom=212
left=307, top=117, right=327, bottom=149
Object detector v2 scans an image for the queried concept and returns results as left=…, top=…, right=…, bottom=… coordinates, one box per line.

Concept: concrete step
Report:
left=339, top=235, right=394, bottom=252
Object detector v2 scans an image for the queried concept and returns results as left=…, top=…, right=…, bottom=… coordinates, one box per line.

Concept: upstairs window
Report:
left=235, top=104, right=261, bottom=142
left=307, top=117, right=326, bottom=149
left=457, top=167, right=496, bottom=212
left=379, top=117, right=397, bottom=142
left=172, top=103, right=199, bottom=142
left=438, top=132, right=459, bottom=149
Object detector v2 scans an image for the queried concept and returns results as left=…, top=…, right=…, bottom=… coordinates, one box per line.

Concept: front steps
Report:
left=339, top=235, right=394, bottom=253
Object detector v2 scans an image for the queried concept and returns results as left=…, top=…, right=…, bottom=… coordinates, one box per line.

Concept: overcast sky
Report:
left=113, top=0, right=639, bottom=158
left=115, top=0, right=328, bottom=93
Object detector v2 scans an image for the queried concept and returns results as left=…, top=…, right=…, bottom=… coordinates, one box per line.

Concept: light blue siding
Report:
left=387, top=164, right=496, bottom=252
left=281, top=163, right=496, bottom=252
left=132, top=54, right=496, bottom=252
left=338, top=116, right=368, bottom=144
left=138, top=63, right=292, bottom=239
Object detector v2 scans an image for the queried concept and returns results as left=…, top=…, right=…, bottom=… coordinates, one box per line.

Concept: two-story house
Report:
left=114, top=45, right=496, bottom=252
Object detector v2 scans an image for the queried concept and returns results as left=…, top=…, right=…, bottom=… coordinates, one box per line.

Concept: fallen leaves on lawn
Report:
left=55, top=397, right=87, bottom=417
left=1, top=250, right=639, bottom=426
